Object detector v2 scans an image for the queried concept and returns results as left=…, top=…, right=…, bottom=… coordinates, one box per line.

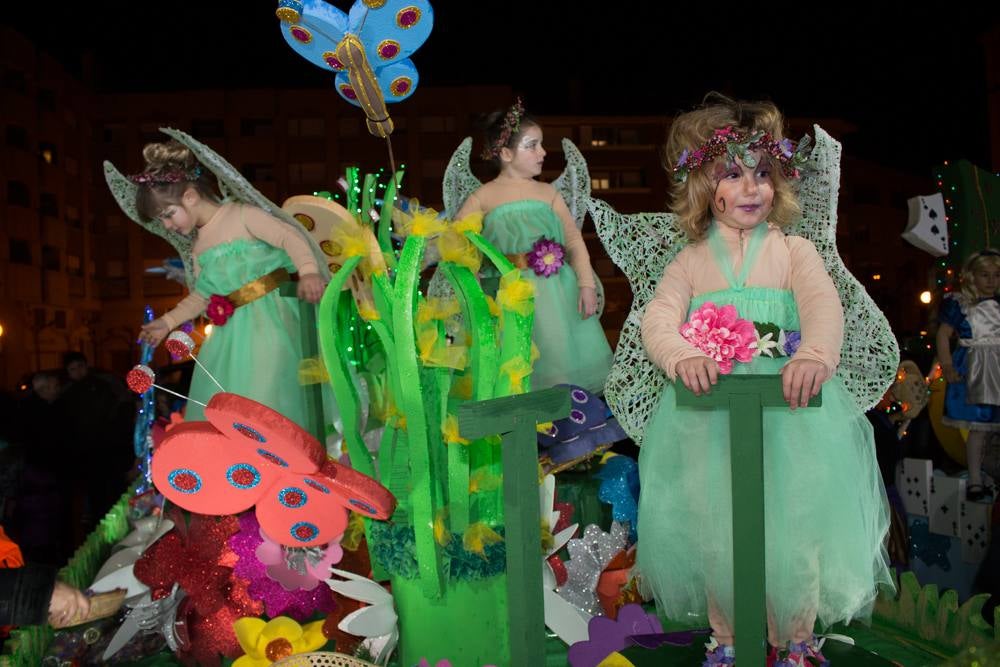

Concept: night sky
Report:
left=5, top=2, right=999, bottom=175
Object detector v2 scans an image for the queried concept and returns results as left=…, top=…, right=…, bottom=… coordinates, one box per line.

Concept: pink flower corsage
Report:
left=206, top=294, right=235, bottom=326
left=679, top=302, right=756, bottom=374
left=527, top=238, right=565, bottom=278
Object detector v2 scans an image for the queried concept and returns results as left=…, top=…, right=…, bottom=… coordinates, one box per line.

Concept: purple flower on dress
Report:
left=527, top=238, right=565, bottom=278
left=783, top=331, right=802, bottom=356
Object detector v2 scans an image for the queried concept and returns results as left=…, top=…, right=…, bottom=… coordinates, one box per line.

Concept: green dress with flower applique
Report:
left=636, top=223, right=892, bottom=641
left=184, top=238, right=333, bottom=431
left=482, top=199, right=613, bottom=393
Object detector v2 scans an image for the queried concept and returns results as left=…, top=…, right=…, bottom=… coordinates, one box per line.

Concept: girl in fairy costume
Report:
left=936, top=248, right=1000, bottom=502
left=455, top=100, right=613, bottom=393
left=107, top=132, right=334, bottom=429
left=634, top=97, right=892, bottom=665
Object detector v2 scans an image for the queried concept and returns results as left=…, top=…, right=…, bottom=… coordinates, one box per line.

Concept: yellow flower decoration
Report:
left=233, top=616, right=326, bottom=667
left=297, top=357, right=329, bottom=385
left=357, top=299, right=381, bottom=321
left=496, top=269, right=534, bottom=316
left=340, top=511, right=366, bottom=551
left=499, top=356, right=534, bottom=393
left=598, top=653, right=636, bottom=667
left=433, top=507, right=451, bottom=547
left=442, top=414, right=469, bottom=446
left=415, top=321, right=467, bottom=370
left=438, top=230, right=482, bottom=273
left=540, top=518, right=554, bottom=554
left=409, top=209, right=447, bottom=237
left=485, top=296, right=501, bottom=318
left=416, top=297, right=461, bottom=324
left=468, top=469, right=501, bottom=494
left=463, top=522, right=503, bottom=559
left=452, top=211, right=483, bottom=235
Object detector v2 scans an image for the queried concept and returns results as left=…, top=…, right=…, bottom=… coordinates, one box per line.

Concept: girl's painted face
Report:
left=503, top=125, right=546, bottom=178
left=156, top=201, right=197, bottom=235
left=708, top=152, right=775, bottom=231
left=971, top=262, right=1000, bottom=297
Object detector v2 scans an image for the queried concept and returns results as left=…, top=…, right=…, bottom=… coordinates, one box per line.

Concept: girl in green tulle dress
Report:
left=456, top=101, right=613, bottom=393
left=129, top=140, right=329, bottom=429
left=636, top=98, right=892, bottom=665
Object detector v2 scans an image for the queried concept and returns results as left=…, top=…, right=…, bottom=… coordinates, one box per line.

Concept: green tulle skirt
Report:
left=636, top=287, right=892, bottom=639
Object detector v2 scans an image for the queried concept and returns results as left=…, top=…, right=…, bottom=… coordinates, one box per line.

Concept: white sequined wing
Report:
left=552, top=139, right=591, bottom=228
left=787, top=125, right=899, bottom=410
left=589, top=198, right=687, bottom=445
left=442, top=137, right=482, bottom=219
left=103, top=161, right=197, bottom=290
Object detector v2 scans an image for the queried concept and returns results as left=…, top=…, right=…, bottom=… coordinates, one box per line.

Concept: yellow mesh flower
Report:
left=452, top=211, right=483, bottom=234
left=441, top=414, right=469, bottom=446
left=496, top=269, right=534, bottom=316
left=437, top=229, right=482, bottom=272
left=297, top=357, right=329, bottom=385
left=485, top=296, right=501, bottom=318
left=468, top=469, right=501, bottom=494
left=410, top=209, right=446, bottom=237
left=463, top=522, right=503, bottom=559
left=416, top=297, right=461, bottom=324
left=499, top=356, right=534, bottom=393
left=340, top=511, right=366, bottom=551
left=433, top=507, right=451, bottom=547
left=415, top=322, right=467, bottom=370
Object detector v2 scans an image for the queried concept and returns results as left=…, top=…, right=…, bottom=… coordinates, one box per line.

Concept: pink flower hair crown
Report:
left=127, top=165, right=203, bottom=185
left=672, top=127, right=812, bottom=183
left=481, top=97, right=525, bottom=160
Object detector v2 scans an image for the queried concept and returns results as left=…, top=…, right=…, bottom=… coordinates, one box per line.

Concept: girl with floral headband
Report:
left=455, top=100, right=613, bottom=393
left=936, top=248, right=1000, bottom=503
left=124, top=139, right=329, bottom=425
left=636, top=96, right=892, bottom=665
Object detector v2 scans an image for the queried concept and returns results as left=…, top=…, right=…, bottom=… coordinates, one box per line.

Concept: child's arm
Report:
left=240, top=205, right=325, bottom=303
left=551, top=192, right=598, bottom=318
left=935, top=323, right=961, bottom=382
left=784, top=238, right=844, bottom=408
left=139, top=289, right=209, bottom=346
left=641, top=252, right=718, bottom=393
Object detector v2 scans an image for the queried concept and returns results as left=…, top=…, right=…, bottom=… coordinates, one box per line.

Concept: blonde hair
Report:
left=959, top=248, right=1000, bottom=301
left=664, top=93, right=801, bottom=241
left=134, top=140, right=219, bottom=221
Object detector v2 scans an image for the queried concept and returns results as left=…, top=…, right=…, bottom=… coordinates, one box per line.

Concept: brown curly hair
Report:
left=664, top=93, right=801, bottom=241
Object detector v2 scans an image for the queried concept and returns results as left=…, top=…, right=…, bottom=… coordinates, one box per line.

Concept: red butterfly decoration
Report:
left=152, top=392, right=395, bottom=547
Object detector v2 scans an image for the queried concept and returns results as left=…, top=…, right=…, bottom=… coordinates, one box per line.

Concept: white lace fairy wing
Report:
left=787, top=125, right=899, bottom=411
left=551, top=138, right=591, bottom=229
left=103, top=161, right=197, bottom=289
left=442, top=137, right=482, bottom=219
left=588, top=199, right=686, bottom=445
left=159, top=127, right=331, bottom=280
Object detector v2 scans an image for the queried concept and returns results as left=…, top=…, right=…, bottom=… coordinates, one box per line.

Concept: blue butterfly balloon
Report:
left=277, top=0, right=433, bottom=115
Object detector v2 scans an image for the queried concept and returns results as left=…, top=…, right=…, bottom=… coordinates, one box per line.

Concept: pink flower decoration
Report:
left=207, top=294, right=235, bottom=326
left=230, top=512, right=338, bottom=621
left=679, top=302, right=756, bottom=374
left=255, top=525, right=344, bottom=592
left=526, top=238, right=565, bottom=278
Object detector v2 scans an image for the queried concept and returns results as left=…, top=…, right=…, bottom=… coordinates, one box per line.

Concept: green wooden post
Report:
left=458, top=387, right=570, bottom=667
left=280, top=282, right=326, bottom=443
left=675, top=375, right=821, bottom=667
